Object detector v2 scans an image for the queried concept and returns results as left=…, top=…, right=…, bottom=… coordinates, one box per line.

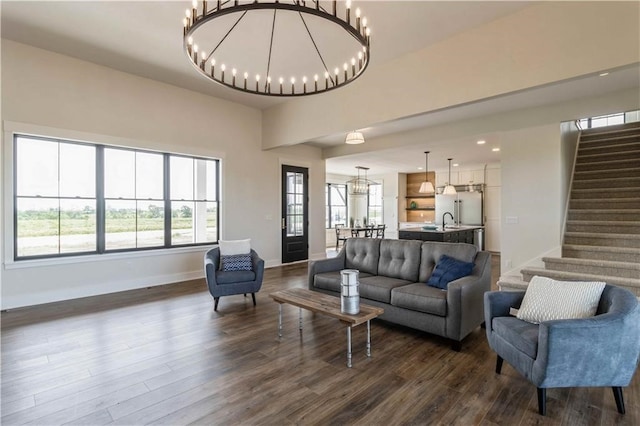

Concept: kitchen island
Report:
left=398, top=226, right=482, bottom=245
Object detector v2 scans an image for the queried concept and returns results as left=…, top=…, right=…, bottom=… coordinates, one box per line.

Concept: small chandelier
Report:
left=443, top=158, right=457, bottom=195
left=419, top=151, right=434, bottom=194
left=347, top=166, right=378, bottom=196
left=182, top=0, right=372, bottom=97
left=345, top=131, right=365, bottom=145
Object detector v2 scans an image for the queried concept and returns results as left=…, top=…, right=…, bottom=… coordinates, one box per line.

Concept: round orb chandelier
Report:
left=182, top=0, right=372, bottom=97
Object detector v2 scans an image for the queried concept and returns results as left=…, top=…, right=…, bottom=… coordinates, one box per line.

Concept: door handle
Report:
left=282, top=218, right=286, bottom=230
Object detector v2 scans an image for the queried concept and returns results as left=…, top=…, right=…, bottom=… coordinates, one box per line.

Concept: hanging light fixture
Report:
left=419, top=151, right=434, bottom=194
left=182, top=0, right=372, bottom=97
left=345, top=131, right=365, bottom=145
left=443, top=158, right=457, bottom=195
left=347, top=166, right=378, bottom=196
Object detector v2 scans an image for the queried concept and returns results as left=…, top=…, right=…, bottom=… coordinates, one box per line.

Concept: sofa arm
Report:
left=484, top=291, right=525, bottom=327
left=308, top=252, right=345, bottom=290
left=533, top=306, right=640, bottom=388
left=445, top=251, right=492, bottom=341
left=251, top=249, right=265, bottom=289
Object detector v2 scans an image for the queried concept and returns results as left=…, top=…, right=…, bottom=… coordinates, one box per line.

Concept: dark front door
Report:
left=281, top=165, right=308, bottom=263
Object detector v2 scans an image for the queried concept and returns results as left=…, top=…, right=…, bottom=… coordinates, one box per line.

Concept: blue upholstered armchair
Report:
left=484, top=285, right=640, bottom=415
left=204, top=247, right=265, bottom=311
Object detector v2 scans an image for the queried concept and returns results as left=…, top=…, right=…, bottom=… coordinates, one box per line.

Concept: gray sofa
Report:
left=308, top=238, right=491, bottom=350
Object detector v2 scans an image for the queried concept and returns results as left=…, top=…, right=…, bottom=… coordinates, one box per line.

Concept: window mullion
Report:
left=164, top=154, right=171, bottom=247
left=96, top=146, right=105, bottom=253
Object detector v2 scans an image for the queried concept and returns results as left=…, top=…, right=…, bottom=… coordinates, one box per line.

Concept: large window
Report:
left=14, top=135, right=220, bottom=259
left=325, top=183, right=347, bottom=228
left=367, top=183, right=383, bottom=225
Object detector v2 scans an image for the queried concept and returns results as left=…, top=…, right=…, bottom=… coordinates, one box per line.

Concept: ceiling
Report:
left=2, top=1, right=638, bottom=177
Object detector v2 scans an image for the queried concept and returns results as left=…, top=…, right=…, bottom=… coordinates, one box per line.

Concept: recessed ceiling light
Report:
left=453, top=163, right=459, bottom=167
left=417, top=167, right=424, bottom=170
left=492, top=148, right=500, bottom=152
left=477, top=140, right=486, bottom=145
left=599, top=72, right=609, bottom=77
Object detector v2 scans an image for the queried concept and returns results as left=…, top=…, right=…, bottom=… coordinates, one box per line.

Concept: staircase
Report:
left=500, top=122, right=640, bottom=296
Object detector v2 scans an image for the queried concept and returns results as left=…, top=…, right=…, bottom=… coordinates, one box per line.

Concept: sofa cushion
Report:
left=492, top=316, right=539, bottom=359
left=377, top=239, right=422, bottom=282
left=345, top=238, right=382, bottom=275
left=426, top=254, right=474, bottom=289
left=391, top=283, right=447, bottom=316
left=313, top=271, right=374, bottom=293
left=359, top=276, right=414, bottom=304
left=418, top=242, right=478, bottom=283
left=216, top=270, right=256, bottom=284
left=220, top=253, right=253, bottom=272
left=517, top=276, right=606, bottom=324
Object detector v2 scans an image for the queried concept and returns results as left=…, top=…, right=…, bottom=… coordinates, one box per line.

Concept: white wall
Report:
left=500, top=124, right=563, bottom=275
left=1, top=40, right=325, bottom=309
left=262, top=1, right=640, bottom=148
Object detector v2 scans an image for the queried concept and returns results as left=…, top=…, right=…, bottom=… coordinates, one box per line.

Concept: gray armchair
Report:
left=204, top=247, right=265, bottom=311
left=484, top=285, right=640, bottom=415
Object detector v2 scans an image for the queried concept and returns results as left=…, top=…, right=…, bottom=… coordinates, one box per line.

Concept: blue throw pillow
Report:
left=220, top=253, right=253, bottom=272
left=426, top=254, right=474, bottom=289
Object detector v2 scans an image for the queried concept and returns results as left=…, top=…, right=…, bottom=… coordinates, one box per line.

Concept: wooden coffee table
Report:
left=269, top=288, right=384, bottom=368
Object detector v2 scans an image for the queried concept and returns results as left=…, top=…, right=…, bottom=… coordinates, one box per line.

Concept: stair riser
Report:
left=562, top=248, right=640, bottom=263
left=571, top=189, right=640, bottom=199
left=572, top=178, right=640, bottom=190
left=543, top=261, right=640, bottom=279
left=566, top=223, right=640, bottom=234
left=579, top=143, right=640, bottom=157
left=564, top=235, right=640, bottom=249
left=577, top=151, right=640, bottom=164
left=575, top=159, right=640, bottom=172
left=570, top=200, right=640, bottom=210
left=574, top=168, right=640, bottom=180
left=580, top=136, right=640, bottom=148
left=568, top=211, right=639, bottom=221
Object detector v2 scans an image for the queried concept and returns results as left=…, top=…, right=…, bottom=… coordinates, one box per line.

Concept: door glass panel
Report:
left=286, top=172, right=305, bottom=237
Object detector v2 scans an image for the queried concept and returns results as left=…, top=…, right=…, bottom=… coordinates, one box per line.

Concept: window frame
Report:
left=367, top=183, right=383, bottom=225
left=13, top=133, right=221, bottom=261
left=325, top=183, right=348, bottom=229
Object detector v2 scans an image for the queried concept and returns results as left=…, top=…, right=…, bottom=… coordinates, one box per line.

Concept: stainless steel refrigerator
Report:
left=435, top=191, right=483, bottom=226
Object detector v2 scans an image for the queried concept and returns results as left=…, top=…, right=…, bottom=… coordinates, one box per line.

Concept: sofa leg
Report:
left=612, top=387, right=625, bottom=414
left=251, top=293, right=257, bottom=306
left=495, top=356, right=504, bottom=374
left=537, top=388, right=546, bottom=416
left=214, top=297, right=220, bottom=311
left=451, top=340, right=461, bottom=352
left=480, top=321, right=486, bottom=329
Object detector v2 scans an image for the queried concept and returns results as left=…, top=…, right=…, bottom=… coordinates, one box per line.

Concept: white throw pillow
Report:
left=219, top=239, right=251, bottom=256
left=516, top=276, right=606, bottom=324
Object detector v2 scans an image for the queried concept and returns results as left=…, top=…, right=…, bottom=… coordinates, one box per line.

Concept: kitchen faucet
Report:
left=442, top=212, right=454, bottom=228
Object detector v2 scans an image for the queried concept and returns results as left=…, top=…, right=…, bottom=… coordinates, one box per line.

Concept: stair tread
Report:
left=563, top=244, right=640, bottom=254
left=567, top=220, right=640, bottom=225
left=565, top=231, right=640, bottom=239
left=521, top=267, right=640, bottom=286
left=581, top=124, right=640, bottom=137
left=572, top=187, right=640, bottom=193
left=542, top=256, right=640, bottom=270
left=574, top=166, right=640, bottom=176
left=578, top=149, right=640, bottom=159
left=568, top=208, right=640, bottom=213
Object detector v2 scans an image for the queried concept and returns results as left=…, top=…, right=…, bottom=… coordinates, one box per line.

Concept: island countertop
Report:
left=399, top=226, right=483, bottom=244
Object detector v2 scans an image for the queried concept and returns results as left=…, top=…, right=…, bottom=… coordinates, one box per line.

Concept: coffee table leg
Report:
left=366, top=320, right=371, bottom=357
left=347, top=326, right=352, bottom=368
left=299, top=308, right=303, bottom=331
left=278, top=304, right=283, bottom=338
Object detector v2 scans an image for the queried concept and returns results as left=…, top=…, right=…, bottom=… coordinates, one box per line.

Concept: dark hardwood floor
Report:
left=2, top=254, right=638, bottom=425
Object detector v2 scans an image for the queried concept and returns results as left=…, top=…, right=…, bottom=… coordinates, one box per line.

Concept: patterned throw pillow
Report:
left=426, top=254, right=475, bottom=290
left=221, top=254, right=253, bottom=272
left=516, top=276, right=606, bottom=324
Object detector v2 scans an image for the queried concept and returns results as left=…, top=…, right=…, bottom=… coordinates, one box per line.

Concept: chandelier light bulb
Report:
left=232, top=68, right=237, bottom=76
left=279, top=77, right=284, bottom=84
left=183, top=18, right=188, bottom=27
left=291, top=77, right=296, bottom=84
left=221, top=64, right=226, bottom=71
left=324, top=71, right=329, bottom=78
left=256, top=74, right=260, bottom=81
left=356, top=8, right=361, bottom=18
left=351, top=58, right=356, bottom=65
left=366, top=28, right=371, bottom=36
left=188, top=37, right=193, bottom=45
left=314, top=74, right=318, bottom=81
left=346, top=0, right=351, bottom=9
left=358, top=52, right=363, bottom=59
left=193, top=44, right=198, bottom=52
left=334, top=67, right=339, bottom=75
left=192, top=0, right=197, bottom=8
left=185, top=9, right=190, bottom=18
left=302, top=76, right=307, bottom=83
left=201, top=52, right=207, bottom=60
left=362, top=17, right=367, bottom=27
left=211, top=58, right=215, bottom=66
left=267, top=76, right=272, bottom=83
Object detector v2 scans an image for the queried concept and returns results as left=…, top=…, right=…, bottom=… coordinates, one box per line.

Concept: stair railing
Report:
left=560, top=120, right=583, bottom=247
